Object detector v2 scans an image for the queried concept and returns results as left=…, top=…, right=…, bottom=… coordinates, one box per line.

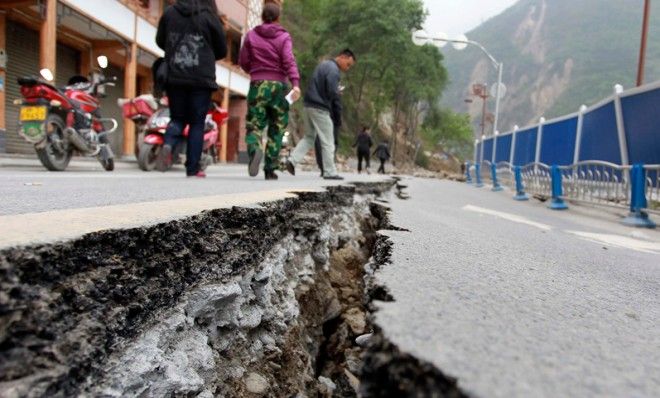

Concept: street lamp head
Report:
left=412, top=30, right=430, bottom=46
left=452, top=34, right=469, bottom=50
left=432, top=32, right=449, bottom=48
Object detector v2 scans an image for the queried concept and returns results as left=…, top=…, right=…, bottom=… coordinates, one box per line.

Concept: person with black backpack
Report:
left=155, top=0, right=226, bottom=178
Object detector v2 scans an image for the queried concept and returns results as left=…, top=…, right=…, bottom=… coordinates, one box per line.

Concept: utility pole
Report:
left=636, top=0, right=651, bottom=86
left=473, top=84, right=489, bottom=138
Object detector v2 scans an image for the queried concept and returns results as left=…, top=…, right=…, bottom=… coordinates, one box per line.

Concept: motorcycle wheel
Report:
left=100, top=158, right=115, bottom=171
left=134, top=129, right=144, bottom=160
left=35, top=113, right=72, bottom=171
left=209, top=145, right=218, bottom=164
left=138, top=142, right=159, bottom=171
left=97, top=145, right=115, bottom=171
left=200, top=151, right=212, bottom=171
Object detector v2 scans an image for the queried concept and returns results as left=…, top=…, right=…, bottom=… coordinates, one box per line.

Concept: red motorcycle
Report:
left=136, top=101, right=228, bottom=171
left=117, top=94, right=161, bottom=158
left=15, top=56, right=118, bottom=171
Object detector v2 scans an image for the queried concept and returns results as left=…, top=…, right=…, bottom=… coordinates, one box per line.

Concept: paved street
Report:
left=0, top=157, right=388, bottom=248
left=0, top=156, right=387, bottom=215
left=376, top=177, right=660, bottom=397
left=2, top=157, right=659, bottom=397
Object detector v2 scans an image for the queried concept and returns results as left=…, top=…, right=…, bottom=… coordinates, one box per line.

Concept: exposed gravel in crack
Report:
left=0, top=180, right=469, bottom=398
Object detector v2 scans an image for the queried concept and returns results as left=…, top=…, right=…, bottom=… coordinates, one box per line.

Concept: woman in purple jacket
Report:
left=239, top=2, right=300, bottom=180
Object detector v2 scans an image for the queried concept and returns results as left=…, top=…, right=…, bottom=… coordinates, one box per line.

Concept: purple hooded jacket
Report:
left=239, top=23, right=300, bottom=87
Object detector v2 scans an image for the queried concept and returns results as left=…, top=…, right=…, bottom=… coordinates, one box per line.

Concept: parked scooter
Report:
left=137, top=101, right=228, bottom=171
left=117, top=94, right=160, bottom=159
left=14, top=56, right=118, bottom=171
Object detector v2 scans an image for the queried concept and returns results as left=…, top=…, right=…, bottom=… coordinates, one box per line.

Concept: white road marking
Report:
left=462, top=205, right=553, bottom=231
left=565, top=230, right=660, bottom=255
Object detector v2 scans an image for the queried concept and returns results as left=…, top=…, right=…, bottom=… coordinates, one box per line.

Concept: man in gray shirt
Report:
left=286, top=49, right=356, bottom=180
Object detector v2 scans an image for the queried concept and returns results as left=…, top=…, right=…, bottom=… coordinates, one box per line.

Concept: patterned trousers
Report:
left=245, top=81, right=290, bottom=171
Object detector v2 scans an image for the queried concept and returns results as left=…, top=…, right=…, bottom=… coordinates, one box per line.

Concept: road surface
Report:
left=0, top=157, right=387, bottom=248
left=376, top=176, right=660, bottom=397
left=2, top=156, right=658, bottom=397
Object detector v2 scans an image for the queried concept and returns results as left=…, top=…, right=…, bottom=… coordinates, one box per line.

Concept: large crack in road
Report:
left=0, top=181, right=467, bottom=397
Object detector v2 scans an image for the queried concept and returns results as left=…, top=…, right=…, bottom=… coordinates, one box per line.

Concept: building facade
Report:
left=0, top=0, right=278, bottom=162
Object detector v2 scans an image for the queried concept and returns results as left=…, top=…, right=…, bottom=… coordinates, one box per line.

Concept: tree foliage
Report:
left=281, top=0, right=471, bottom=162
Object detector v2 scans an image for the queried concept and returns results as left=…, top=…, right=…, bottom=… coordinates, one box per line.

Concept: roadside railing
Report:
left=496, top=162, right=514, bottom=190
left=559, top=161, right=630, bottom=208
left=644, top=165, right=660, bottom=215
left=521, top=162, right=551, bottom=198
left=464, top=160, right=658, bottom=228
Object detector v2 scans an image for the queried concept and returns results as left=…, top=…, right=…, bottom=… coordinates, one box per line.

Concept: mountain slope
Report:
left=440, top=0, right=660, bottom=133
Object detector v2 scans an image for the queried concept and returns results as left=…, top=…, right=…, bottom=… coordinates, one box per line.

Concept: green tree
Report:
left=282, top=0, right=469, bottom=165
left=420, top=107, right=473, bottom=160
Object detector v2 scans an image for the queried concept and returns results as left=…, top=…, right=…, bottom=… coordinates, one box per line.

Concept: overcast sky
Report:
left=422, top=0, right=519, bottom=37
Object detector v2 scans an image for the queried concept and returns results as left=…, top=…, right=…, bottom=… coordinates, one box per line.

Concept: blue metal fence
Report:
left=512, top=127, right=537, bottom=166
left=495, top=133, right=512, bottom=163
left=540, top=116, right=577, bottom=166
left=472, top=81, right=660, bottom=228
left=579, top=101, right=621, bottom=164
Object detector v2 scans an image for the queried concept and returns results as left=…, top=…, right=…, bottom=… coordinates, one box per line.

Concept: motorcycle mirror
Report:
left=39, top=68, right=54, bottom=82
left=97, top=55, right=108, bottom=69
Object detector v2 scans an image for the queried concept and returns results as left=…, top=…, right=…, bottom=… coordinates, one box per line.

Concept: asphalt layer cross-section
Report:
left=0, top=158, right=389, bottom=248
left=0, top=157, right=386, bottom=216
left=375, top=177, right=660, bottom=398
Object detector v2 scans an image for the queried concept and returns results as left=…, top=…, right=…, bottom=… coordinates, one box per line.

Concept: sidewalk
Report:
left=0, top=153, right=137, bottom=169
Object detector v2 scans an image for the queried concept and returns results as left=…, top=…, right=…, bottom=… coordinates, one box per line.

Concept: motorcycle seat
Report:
left=17, top=76, right=39, bottom=86
left=117, top=94, right=159, bottom=111
left=137, top=94, right=159, bottom=111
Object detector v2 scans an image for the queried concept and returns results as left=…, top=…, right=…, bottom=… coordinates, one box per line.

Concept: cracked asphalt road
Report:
left=0, top=158, right=389, bottom=248
left=375, top=177, right=660, bottom=398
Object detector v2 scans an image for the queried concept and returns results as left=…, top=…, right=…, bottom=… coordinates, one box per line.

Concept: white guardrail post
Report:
left=509, top=125, right=519, bottom=166
left=534, top=117, right=545, bottom=165
left=573, top=105, right=587, bottom=165
left=492, top=130, right=499, bottom=164
left=613, top=84, right=630, bottom=168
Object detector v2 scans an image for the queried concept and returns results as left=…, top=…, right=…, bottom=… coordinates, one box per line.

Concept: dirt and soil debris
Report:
left=0, top=180, right=468, bottom=398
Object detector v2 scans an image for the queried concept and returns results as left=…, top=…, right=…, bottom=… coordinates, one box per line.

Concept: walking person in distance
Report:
left=155, top=0, right=227, bottom=177
left=374, top=141, right=391, bottom=174
left=239, top=2, right=301, bottom=180
left=285, top=49, right=356, bottom=180
left=353, top=126, right=373, bottom=174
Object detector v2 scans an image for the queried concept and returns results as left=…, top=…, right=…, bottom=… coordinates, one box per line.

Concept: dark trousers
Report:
left=164, top=86, right=212, bottom=176
left=357, top=150, right=370, bottom=172
left=378, top=158, right=386, bottom=174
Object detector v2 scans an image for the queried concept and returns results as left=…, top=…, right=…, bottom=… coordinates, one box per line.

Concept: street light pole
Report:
left=636, top=0, right=651, bottom=86
left=413, top=31, right=504, bottom=137
left=492, top=61, right=503, bottom=137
